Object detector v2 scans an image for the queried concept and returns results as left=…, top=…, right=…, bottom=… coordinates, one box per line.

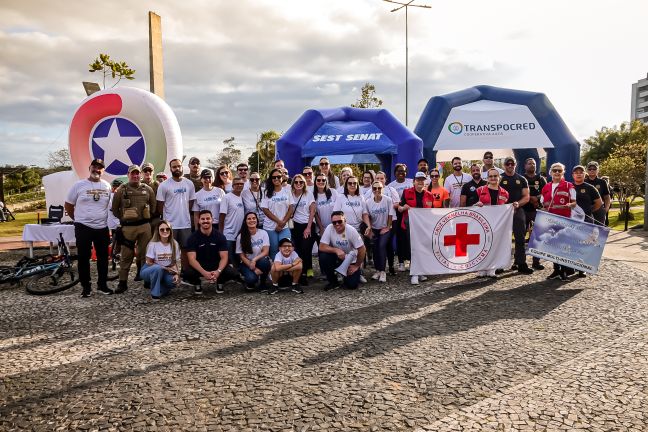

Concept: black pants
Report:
left=74, top=223, right=110, bottom=290
left=512, top=208, right=527, bottom=266
left=291, top=222, right=314, bottom=277
left=394, top=213, right=409, bottom=263
left=524, top=209, right=540, bottom=266
left=182, top=262, right=239, bottom=286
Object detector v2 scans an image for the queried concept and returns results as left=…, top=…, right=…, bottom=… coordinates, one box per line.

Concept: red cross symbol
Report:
left=443, top=223, right=480, bottom=257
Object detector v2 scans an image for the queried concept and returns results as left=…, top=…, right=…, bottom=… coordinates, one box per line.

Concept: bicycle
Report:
left=0, top=233, right=80, bottom=295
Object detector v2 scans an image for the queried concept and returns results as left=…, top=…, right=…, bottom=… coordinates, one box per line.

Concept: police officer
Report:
left=141, top=162, right=159, bottom=195
left=584, top=161, right=611, bottom=226
left=111, top=164, right=157, bottom=293
left=570, top=165, right=602, bottom=277
left=522, top=157, right=547, bottom=270
left=500, top=157, right=534, bottom=274
left=460, top=163, right=486, bottom=207
left=185, top=156, right=203, bottom=192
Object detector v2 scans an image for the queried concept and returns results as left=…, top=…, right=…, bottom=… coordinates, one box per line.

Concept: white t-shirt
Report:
left=388, top=179, right=413, bottom=199
left=235, top=229, right=270, bottom=260
left=146, top=240, right=180, bottom=267
left=261, top=188, right=293, bottom=230
left=291, top=192, right=315, bottom=224
left=107, top=193, right=120, bottom=230
left=315, top=189, right=338, bottom=229
left=241, top=188, right=265, bottom=226
left=332, top=194, right=366, bottom=230
left=444, top=172, right=473, bottom=208
left=273, top=250, right=300, bottom=265
left=359, top=185, right=372, bottom=197
left=156, top=177, right=196, bottom=229
left=65, top=179, right=111, bottom=229
left=320, top=224, right=364, bottom=254
left=365, top=195, right=396, bottom=230
left=192, top=187, right=225, bottom=222
left=219, top=192, right=245, bottom=241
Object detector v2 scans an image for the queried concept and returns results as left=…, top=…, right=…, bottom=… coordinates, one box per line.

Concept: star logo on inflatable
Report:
left=91, top=117, right=146, bottom=175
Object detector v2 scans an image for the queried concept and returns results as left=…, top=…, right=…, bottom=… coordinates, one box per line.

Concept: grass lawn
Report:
left=0, top=211, right=43, bottom=237
left=607, top=208, right=644, bottom=231
left=610, top=198, right=644, bottom=209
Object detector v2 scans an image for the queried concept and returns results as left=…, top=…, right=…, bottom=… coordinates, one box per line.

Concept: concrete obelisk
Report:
left=148, top=11, right=164, bottom=99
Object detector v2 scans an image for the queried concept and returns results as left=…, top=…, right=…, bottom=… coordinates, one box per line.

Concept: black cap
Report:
left=200, top=169, right=213, bottom=178
left=504, top=156, right=516, bottom=164
left=278, top=237, right=293, bottom=247
left=90, top=158, right=105, bottom=168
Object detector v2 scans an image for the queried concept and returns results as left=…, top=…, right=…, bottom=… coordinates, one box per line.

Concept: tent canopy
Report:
left=277, top=106, right=423, bottom=180
left=414, top=85, right=580, bottom=178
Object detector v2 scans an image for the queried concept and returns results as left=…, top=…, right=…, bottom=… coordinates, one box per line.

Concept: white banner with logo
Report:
left=409, top=205, right=514, bottom=275
left=434, top=100, right=553, bottom=161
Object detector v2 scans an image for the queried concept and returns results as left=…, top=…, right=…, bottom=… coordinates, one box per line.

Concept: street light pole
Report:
left=384, top=0, right=431, bottom=126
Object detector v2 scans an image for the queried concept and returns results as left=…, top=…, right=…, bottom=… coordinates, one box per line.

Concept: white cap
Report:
left=414, top=171, right=427, bottom=179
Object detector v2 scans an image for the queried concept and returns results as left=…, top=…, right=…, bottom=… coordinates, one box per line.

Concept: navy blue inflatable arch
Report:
left=413, top=85, right=580, bottom=180
left=277, top=107, right=423, bottom=181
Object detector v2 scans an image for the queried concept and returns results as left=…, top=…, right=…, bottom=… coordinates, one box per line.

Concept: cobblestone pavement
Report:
left=1, top=256, right=647, bottom=431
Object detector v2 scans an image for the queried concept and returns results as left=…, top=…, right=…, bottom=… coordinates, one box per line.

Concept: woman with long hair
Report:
left=313, top=173, right=338, bottom=234
left=261, top=168, right=295, bottom=259
left=337, top=167, right=354, bottom=194
left=365, top=180, right=395, bottom=283
left=426, top=168, right=450, bottom=208
left=290, top=173, right=316, bottom=285
left=140, top=220, right=181, bottom=300
left=541, top=162, right=577, bottom=281
left=241, top=171, right=265, bottom=227
left=236, top=211, right=271, bottom=291
left=360, top=170, right=375, bottom=197
left=317, top=157, right=339, bottom=189
left=333, top=176, right=368, bottom=232
left=375, top=171, right=400, bottom=275
left=214, top=165, right=232, bottom=192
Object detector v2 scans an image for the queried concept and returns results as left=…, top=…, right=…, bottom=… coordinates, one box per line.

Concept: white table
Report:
left=22, top=224, right=76, bottom=257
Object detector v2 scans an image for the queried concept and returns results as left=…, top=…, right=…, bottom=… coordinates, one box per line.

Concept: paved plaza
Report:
left=1, top=255, right=648, bottom=431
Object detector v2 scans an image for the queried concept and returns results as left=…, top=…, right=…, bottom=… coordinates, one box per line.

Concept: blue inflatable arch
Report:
left=414, top=85, right=580, bottom=180
left=277, top=107, right=423, bottom=180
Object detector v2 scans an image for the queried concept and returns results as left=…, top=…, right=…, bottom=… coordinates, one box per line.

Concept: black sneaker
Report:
left=324, top=282, right=340, bottom=291
left=98, top=285, right=114, bottom=295
left=215, top=284, right=225, bottom=294
left=151, top=295, right=161, bottom=301
left=134, top=272, right=142, bottom=282
left=259, top=283, right=269, bottom=293
left=269, top=284, right=280, bottom=295
left=564, top=268, right=575, bottom=276
left=291, top=283, right=304, bottom=294
left=245, top=283, right=256, bottom=291
left=81, top=286, right=92, bottom=298
left=511, top=264, right=518, bottom=271
left=547, top=270, right=561, bottom=280
left=577, top=271, right=587, bottom=278
left=299, top=275, right=308, bottom=286
left=194, top=285, right=203, bottom=295
left=559, top=272, right=568, bottom=281
left=532, top=263, right=545, bottom=270
left=495, top=269, right=505, bottom=275
left=114, top=281, right=128, bottom=294
left=517, top=265, right=534, bottom=275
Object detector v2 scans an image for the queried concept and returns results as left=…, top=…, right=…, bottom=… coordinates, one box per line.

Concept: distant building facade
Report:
left=631, top=74, right=648, bottom=124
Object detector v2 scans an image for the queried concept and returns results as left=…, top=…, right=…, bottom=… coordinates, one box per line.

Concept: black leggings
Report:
left=291, top=222, right=314, bottom=277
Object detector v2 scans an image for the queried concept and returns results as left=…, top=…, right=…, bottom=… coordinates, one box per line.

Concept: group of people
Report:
left=63, top=151, right=611, bottom=300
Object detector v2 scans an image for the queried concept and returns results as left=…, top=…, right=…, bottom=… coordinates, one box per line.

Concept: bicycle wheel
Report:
left=25, top=266, right=80, bottom=295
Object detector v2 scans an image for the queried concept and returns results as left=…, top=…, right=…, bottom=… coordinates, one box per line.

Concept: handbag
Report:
left=287, top=193, right=303, bottom=230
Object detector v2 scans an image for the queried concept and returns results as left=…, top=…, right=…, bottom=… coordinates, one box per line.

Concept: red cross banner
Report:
left=409, top=205, right=514, bottom=275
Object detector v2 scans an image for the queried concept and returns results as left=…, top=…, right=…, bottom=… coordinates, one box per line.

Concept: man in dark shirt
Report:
left=184, top=209, right=239, bottom=294
left=584, top=161, right=611, bottom=226
left=460, top=163, right=487, bottom=207
left=522, top=158, right=547, bottom=270
left=184, top=156, right=203, bottom=192
left=570, top=165, right=602, bottom=278
left=499, top=157, right=533, bottom=274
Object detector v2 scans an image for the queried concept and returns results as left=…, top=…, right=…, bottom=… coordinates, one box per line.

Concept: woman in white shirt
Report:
left=333, top=176, right=368, bottom=232
left=336, top=167, right=353, bottom=194
left=192, top=169, right=225, bottom=229
left=375, top=171, right=400, bottom=275
left=314, top=173, right=338, bottom=235
left=214, top=165, right=233, bottom=193
left=360, top=171, right=375, bottom=197
left=261, top=168, right=295, bottom=259
left=290, top=174, right=316, bottom=285
left=236, top=212, right=271, bottom=291
left=240, top=171, right=265, bottom=227
left=365, top=181, right=396, bottom=283
left=140, top=220, right=181, bottom=300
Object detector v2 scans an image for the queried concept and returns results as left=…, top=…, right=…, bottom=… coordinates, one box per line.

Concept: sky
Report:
left=0, top=0, right=646, bottom=168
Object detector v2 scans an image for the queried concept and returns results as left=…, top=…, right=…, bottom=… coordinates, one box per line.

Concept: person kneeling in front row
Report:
left=270, top=238, right=304, bottom=295
left=183, top=209, right=239, bottom=294
left=318, top=211, right=366, bottom=290
left=141, top=220, right=181, bottom=300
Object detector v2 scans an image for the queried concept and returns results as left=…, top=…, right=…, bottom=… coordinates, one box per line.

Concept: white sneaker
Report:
left=359, top=275, right=367, bottom=284
left=371, top=272, right=380, bottom=280
left=379, top=271, right=387, bottom=283
left=398, top=263, right=406, bottom=272
left=419, top=275, right=428, bottom=282
left=411, top=275, right=419, bottom=285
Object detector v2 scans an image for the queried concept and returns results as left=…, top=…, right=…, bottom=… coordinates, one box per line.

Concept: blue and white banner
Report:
left=409, top=206, right=513, bottom=275
left=302, top=121, right=397, bottom=157
left=528, top=211, right=609, bottom=274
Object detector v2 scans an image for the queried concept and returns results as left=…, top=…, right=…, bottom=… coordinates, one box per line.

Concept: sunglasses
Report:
left=294, top=180, right=305, bottom=184
left=505, top=162, right=515, bottom=166
left=487, top=175, right=499, bottom=179
left=271, top=175, right=282, bottom=180
left=319, top=162, right=329, bottom=166
left=372, top=187, right=383, bottom=190
left=430, top=174, right=440, bottom=178
left=190, top=162, right=200, bottom=165
left=331, top=220, right=344, bottom=225
left=219, top=172, right=229, bottom=176
left=316, top=179, right=327, bottom=183
left=483, top=156, right=493, bottom=160
left=238, top=168, right=248, bottom=171
left=250, top=178, right=260, bottom=182
left=552, top=169, right=563, bottom=173
left=587, top=167, right=597, bottom=171
left=143, top=169, right=153, bottom=173
left=303, top=172, right=313, bottom=176
left=159, top=227, right=170, bottom=232
left=347, top=182, right=358, bottom=186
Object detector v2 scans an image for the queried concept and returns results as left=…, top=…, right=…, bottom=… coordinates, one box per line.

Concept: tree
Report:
left=208, top=137, right=242, bottom=169
left=21, top=168, right=41, bottom=192
left=600, top=138, right=647, bottom=215
left=351, top=83, right=383, bottom=109
left=89, top=53, right=136, bottom=89
left=581, top=121, right=648, bottom=164
left=248, top=130, right=281, bottom=176
left=47, top=148, right=72, bottom=170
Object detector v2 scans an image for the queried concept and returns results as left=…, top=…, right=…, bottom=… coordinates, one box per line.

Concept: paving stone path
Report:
left=1, top=259, right=647, bottom=431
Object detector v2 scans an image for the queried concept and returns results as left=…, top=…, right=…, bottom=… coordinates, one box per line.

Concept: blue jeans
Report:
left=371, top=228, right=391, bottom=272
left=141, top=263, right=175, bottom=297
left=238, top=256, right=271, bottom=288
left=265, top=227, right=291, bottom=260
left=318, top=251, right=361, bottom=289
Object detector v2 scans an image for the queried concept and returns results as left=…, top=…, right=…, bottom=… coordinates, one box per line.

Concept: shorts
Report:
left=173, top=228, right=192, bottom=249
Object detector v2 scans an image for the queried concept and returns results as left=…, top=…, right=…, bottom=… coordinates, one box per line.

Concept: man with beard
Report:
left=482, top=151, right=504, bottom=175
left=417, top=158, right=430, bottom=185
left=522, top=158, right=547, bottom=270
left=64, top=159, right=113, bottom=297
left=157, top=158, right=196, bottom=269
left=444, top=156, right=472, bottom=208
left=584, top=161, right=611, bottom=226
left=141, top=162, right=159, bottom=195
left=460, top=163, right=487, bottom=207
left=500, top=157, right=534, bottom=275
left=184, top=156, right=203, bottom=192
left=569, top=165, right=602, bottom=278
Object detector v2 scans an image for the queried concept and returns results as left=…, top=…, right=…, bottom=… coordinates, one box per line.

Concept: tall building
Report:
left=631, top=74, right=648, bottom=124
